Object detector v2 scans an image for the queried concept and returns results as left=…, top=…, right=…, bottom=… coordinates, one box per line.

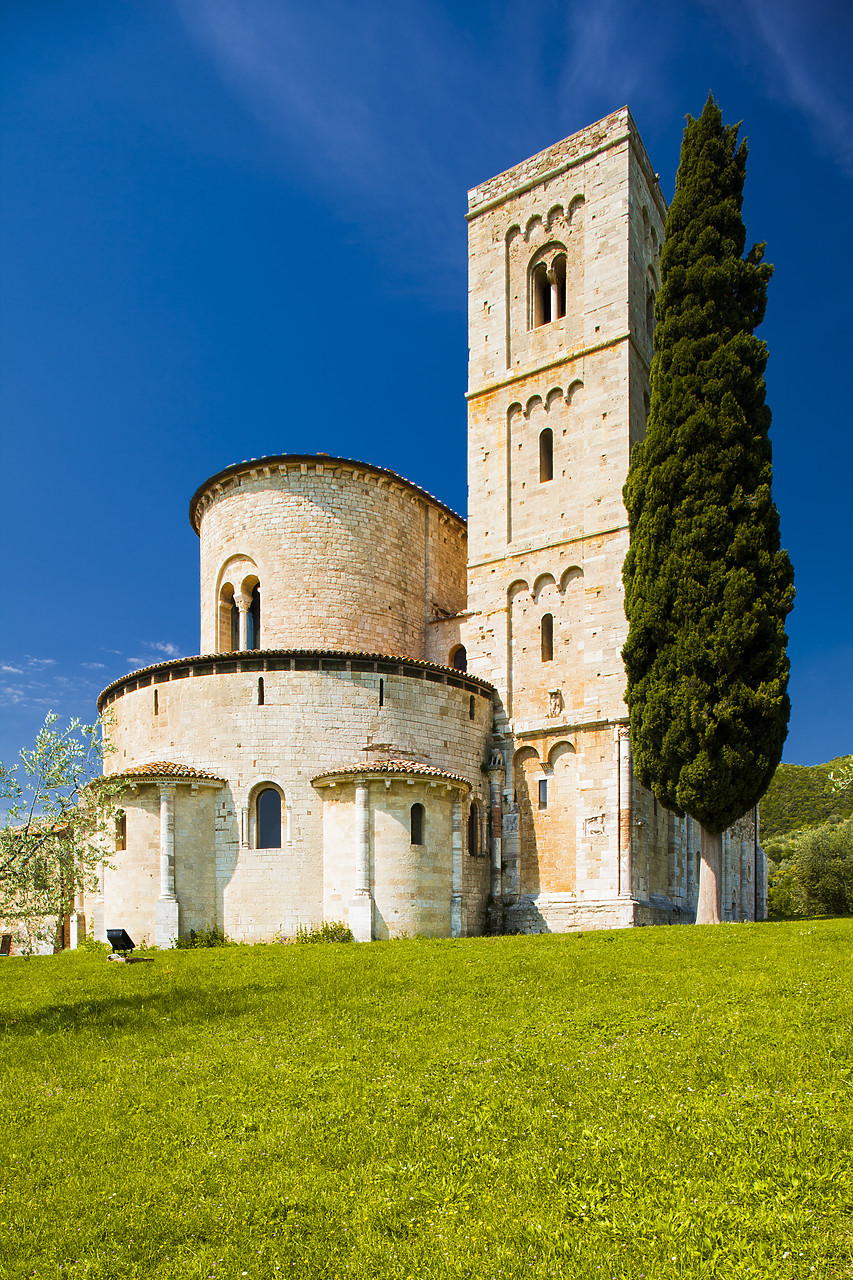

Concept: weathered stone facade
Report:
left=88, top=108, right=765, bottom=947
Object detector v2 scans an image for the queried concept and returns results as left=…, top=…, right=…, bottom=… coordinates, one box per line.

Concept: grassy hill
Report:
left=2, top=927, right=852, bottom=1279
left=760, top=754, right=853, bottom=841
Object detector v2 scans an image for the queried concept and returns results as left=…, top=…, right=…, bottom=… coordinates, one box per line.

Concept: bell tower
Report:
left=462, top=108, right=666, bottom=931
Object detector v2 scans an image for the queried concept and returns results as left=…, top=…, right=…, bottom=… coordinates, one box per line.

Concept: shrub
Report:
left=766, top=817, right=853, bottom=918
left=795, top=818, right=853, bottom=916
left=78, top=934, right=111, bottom=957
left=767, top=858, right=800, bottom=919
left=174, top=926, right=234, bottom=949
left=294, top=920, right=354, bottom=944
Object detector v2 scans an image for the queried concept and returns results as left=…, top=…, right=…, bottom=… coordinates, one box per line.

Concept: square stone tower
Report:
left=463, top=108, right=675, bottom=929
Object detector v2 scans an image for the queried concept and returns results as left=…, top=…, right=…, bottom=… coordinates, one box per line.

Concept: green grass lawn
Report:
left=1, top=921, right=851, bottom=1280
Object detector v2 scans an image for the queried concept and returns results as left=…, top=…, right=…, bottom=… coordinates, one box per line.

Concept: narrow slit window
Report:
left=539, top=428, right=553, bottom=482
left=257, top=676, right=264, bottom=705
left=153, top=689, right=158, bottom=715
left=538, top=779, right=548, bottom=810
left=646, top=289, right=656, bottom=344
left=257, top=788, right=282, bottom=849
left=469, top=694, right=475, bottom=721
left=541, top=613, right=554, bottom=662
left=467, top=804, right=479, bottom=856
left=115, top=810, right=126, bottom=852
left=379, top=678, right=384, bottom=707
left=411, top=802, right=424, bottom=846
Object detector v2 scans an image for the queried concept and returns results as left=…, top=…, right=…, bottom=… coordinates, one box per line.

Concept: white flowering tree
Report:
left=830, top=760, right=853, bottom=795
left=0, top=713, right=122, bottom=954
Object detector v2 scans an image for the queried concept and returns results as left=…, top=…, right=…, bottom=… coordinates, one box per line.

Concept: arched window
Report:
left=541, top=613, right=554, bottom=662
left=153, top=689, right=158, bottom=716
left=451, top=646, right=467, bottom=672
left=467, top=804, right=479, bottom=857
left=257, top=788, right=281, bottom=849
left=247, top=585, right=261, bottom=650
left=646, top=289, right=656, bottom=345
left=532, top=263, right=551, bottom=327
left=410, top=802, right=425, bottom=846
left=469, top=694, right=476, bottom=721
left=115, top=810, right=126, bottom=852
left=230, top=597, right=239, bottom=650
left=552, top=255, right=567, bottom=319
left=257, top=676, right=264, bottom=706
left=539, top=428, right=553, bottom=482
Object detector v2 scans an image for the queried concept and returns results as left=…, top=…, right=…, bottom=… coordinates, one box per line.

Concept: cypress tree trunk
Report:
left=696, top=828, right=722, bottom=924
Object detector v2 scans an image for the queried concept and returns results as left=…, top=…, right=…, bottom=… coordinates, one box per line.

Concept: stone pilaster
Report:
left=451, top=792, right=463, bottom=937
left=154, top=782, right=179, bottom=948
left=350, top=781, right=373, bottom=941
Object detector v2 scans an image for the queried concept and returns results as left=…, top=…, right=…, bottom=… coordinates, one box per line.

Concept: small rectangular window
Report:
left=538, top=779, right=548, bottom=810
left=541, top=613, right=554, bottom=662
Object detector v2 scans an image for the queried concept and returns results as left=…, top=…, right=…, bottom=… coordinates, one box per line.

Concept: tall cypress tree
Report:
left=622, top=96, right=794, bottom=923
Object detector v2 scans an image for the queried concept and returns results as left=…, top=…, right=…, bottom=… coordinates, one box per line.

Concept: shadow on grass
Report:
left=0, top=977, right=309, bottom=1039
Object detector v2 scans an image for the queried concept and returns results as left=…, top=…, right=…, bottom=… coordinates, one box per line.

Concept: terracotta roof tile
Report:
left=312, top=759, right=471, bottom=787
left=120, top=762, right=225, bottom=782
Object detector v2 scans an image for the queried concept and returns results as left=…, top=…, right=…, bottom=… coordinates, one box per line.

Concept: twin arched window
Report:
left=531, top=255, right=567, bottom=328
left=220, top=581, right=261, bottom=652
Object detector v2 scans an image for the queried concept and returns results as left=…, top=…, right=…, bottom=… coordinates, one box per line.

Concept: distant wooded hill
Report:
left=760, top=756, right=853, bottom=842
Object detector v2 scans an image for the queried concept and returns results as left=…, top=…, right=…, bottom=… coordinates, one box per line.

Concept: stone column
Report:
left=549, top=267, right=559, bottom=323
left=234, top=595, right=250, bottom=652
left=451, top=791, right=463, bottom=938
left=755, top=817, right=768, bottom=921
left=350, top=780, right=372, bottom=942
left=745, top=808, right=757, bottom=921
left=154, top=782, right=179, bottom=948
left=617, top=727, right=633, bottom=900
left=484, top=752, right=504, bottom=936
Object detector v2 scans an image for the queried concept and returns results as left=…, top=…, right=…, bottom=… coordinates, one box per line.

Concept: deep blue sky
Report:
left=1, top=0, right=851, bottom=767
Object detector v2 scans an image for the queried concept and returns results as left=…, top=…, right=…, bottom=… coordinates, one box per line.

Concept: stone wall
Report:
left=460, top=106, right=757, bottom=931
left=98, top=654, right=494, bottom=941
left=193, top=458, right=467, bottom=660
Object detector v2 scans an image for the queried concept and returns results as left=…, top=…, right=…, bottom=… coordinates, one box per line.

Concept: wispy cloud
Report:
left=711, top=0, right=853, bottom=176
left=126, top=640, right=184, bottom=668
left=173, top=0, right=667, bottom=297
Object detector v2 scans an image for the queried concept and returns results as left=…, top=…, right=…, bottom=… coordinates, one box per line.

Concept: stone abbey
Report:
left=93, top=108, right=766, bottom=946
